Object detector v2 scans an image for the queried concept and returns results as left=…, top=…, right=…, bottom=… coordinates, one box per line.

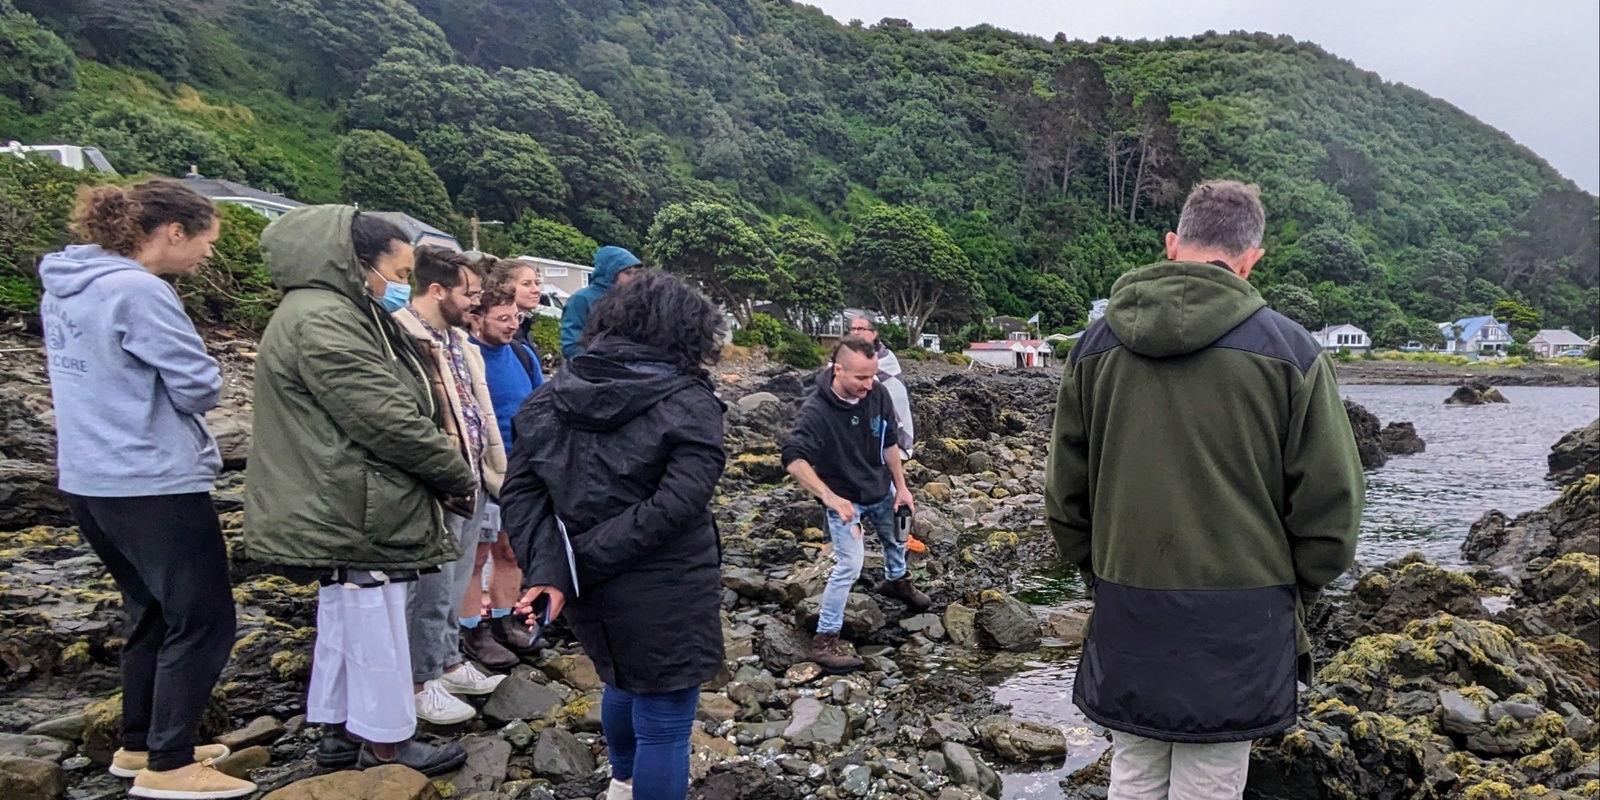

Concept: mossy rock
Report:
left=82, top=688, right=230, bottom=764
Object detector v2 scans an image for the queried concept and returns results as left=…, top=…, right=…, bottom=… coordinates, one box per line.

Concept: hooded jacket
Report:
left=1045, top=260, right=1363, bottom=744
left=243, top=205, right=476, bottom=571
left=558, top=246, right=640, bottom=360
left=875, top=344, right=916, bottom=459
left=39, top=245, right=223, bottom=496
left=780, top=367, right=900, bottom=506
left=501, top=336, right=726, bottom=694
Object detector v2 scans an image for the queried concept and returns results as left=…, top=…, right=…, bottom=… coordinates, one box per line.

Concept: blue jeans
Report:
left=602, top=683, right=700, bottom=800
left=818, top=486, right=906, bottom=635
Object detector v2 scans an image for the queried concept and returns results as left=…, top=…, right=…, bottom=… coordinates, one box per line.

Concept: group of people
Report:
left=40, top=175, right=1363, bottom=800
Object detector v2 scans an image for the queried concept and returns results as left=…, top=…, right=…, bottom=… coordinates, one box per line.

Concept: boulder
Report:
left=735, top=392, right=780, bottom=413
left=797, top=593, right=885, bottom=640
left=783, top=697, right=850, bottom=749
left=480, top=675, right=564, bottom=726
left=900, top=613, right=947, bottom=641
left=82, top=691, right=229, bottom=765
left=0, top=734, right=69, bottom=763
left=1043, top=603, right=1093, bottom=646
left=944, top=603, right=978, bottom=647
left=1445, top=383, right=1509, bottom=406
left=1379, top=422, right=1425, bottom=456
left=1461, top=476, right=1599, bottom=579
left=214, top=745, right=271, bottom=779
left=0, top=460, right=68, bottom=531
left=262, top=765, right=440, bottom=800
left=756, top=620, right=814, bottom=672
left=22, top=715, right=84, bottom=743
left=976, top=593, right=1042, bottom=651
left=940, top=743, right=1002, bottom=798
left=0, top=755, right=66, bottom=800
left=531, top=727, right=595, bottom=782
left=543, top=653, right=603, bottom=692
left=1547, top=419, right=1599, bottom=486
left=215, top=715, right=285, bottom=751
left=1342, top=400, right=1386, bottom=470
left=976, top=715, right=1068, bottom=762
left=441, top=736, right=512, bottom=795
left=698, top=693, right=740, bottom=724
left=205, top=408, right=252, bottom=470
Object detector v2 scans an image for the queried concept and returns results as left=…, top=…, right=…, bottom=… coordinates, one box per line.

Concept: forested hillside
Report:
left=2, top=0, right=1595, bottom=343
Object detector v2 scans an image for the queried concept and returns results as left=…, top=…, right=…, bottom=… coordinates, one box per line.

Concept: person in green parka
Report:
left=244, top=206, right=475, bottom=777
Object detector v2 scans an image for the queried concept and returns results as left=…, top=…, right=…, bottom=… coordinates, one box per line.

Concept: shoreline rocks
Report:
left=1344, top=399, right=1426, bottom=470
left=1547, top=419, right=1599, bottom=486
left=1445, top=381, right=1510, bottom=405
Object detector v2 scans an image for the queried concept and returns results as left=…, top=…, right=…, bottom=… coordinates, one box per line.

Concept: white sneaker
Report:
left=607, top=778, right=634, bottom=800
left=415, top=679, right=476, bottom=725
left=439, top=662, right=505, bottom=696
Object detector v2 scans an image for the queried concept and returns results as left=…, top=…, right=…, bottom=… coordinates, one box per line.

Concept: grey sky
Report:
left=807, top=0, right=1600, bottom=194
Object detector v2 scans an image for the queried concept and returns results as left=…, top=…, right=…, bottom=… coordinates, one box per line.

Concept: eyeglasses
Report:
left=849, top=327, right=872, bottom=333
left=463, top=289, right=484, bottom=301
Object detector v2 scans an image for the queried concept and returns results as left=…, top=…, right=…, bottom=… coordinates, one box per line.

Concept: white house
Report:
left=515, top=255, right=592, bottom=298
left=963, top=339, right=1053, bottom=369
left=1313, top=324, right=1370, bottom=353
left=918, top=333, right=942, bottom=353
left=1087, top=299, right=1109, bottom=323
left=1528, top=329, right=1590, bottom=358
left=6, top=140, right=117, bottom=173
left=1438, top=316, right=1512, bottom=355
left=182, top=175, right=304, bottom=220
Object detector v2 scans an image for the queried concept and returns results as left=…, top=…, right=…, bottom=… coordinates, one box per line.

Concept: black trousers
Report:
left=65, top=492, right=237, bottom=771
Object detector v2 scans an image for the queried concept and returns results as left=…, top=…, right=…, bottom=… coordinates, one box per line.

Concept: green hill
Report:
left=3, top=0, right=1595, bottom=340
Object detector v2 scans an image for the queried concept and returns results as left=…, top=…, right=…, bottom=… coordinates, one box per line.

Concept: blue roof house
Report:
left=1438, top=316, right=1512, bottom=355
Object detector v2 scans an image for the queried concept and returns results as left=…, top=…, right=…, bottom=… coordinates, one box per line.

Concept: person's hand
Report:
left=826, top=494, right=857, bottom=525
left=516, top=585, right=565, bottom=623
left=895, top=486, right=916, bottom=515
left=440, top=494, right=475, bottom=519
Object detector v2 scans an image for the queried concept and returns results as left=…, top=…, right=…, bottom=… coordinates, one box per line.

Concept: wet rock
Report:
left=542, top=653, right=602, bottom=692
left=900, top=613, right=946, bottom=641
left=531, top=727, right=594, bottom=782
left=215, top=745, right=271, bottom=779
left=1438, top=688, right=1489, bottom=735
left=976, top=593, right=1042, bottom=651
left=785, top=662, right=824, bottom=685
left=975, top=715, right=1068, bottom=762
left=944, top=603, right=978, bottom=647
left=784, top=697, right=850, bottom=749
left=1461, top=476, right=1599, bottom=579
left=1511, top=553, right=1600, bottom=651
left=82, top=691, right=229, bottom=765
left=1445, top=382, right=1509, bottom=405
left=0, top=755, right=66, bottom=800
left=1043, top=603, right=1093, bottom=646
left=1343, top=400, right=1386, bottom=470
left=920, top=715, right=974, bottom=747
left=1547, top=419, right=1599, bottom=486
left=839, top=763, right=871, bottom=795
left=215, top=715, right=285, bottom=751
left=22, top=716, right=84, bottom=743
left=261, top=764, right=440, bottom=799
left=1344, top=557, right=1486, bottom=640
left=692, top=760, right=804, bottom=800
left=481, top=675, right=564, bottom=726
left=697, top=693, right=740, bottom=724
left=441, top=736, right=512, bottom=795
left=940, top=742, right=1002, bottom=798
left=798, top=593, right=885, bottom=640
left=0, top=734, right=69, bottom=764
left=757, top=620, right=814, bottom=672
left=1379, top=422, right=1425, bottom=456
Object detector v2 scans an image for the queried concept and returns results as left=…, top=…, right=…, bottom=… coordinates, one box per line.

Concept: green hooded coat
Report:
left=243, top=205, right=475, bottom=570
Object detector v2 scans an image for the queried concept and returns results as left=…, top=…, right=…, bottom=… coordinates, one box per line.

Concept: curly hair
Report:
left=582, top=270, right=725, bottom=374
left=484, top=258, right=538, bottom=295
left=70, top=180, right=216, bottom=257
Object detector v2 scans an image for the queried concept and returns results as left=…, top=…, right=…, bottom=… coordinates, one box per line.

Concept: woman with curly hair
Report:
left=500, top=271, right=727, bottom=800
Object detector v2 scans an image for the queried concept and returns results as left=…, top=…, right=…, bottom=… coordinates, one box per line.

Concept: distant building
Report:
left=1087, top=299, right=1109, bottom=323
left=182, top=175, right=304, bottom=219
left=990, top=316, right=1029, bottom=337
left=1528, top=329, right=1590, bottom=359
left=919, top=333, right=942, bottom=353
left=515, top=255, right=592, bottom=299
left=6, top=140, right=117, bottom=174
left=963, top=339, right=1053, bottom=369
left=1438, top=316, right=1512, bottom=355
left=368, top=212, right=461, bottom=252
left=1312, top=324, right=1371, bottom=353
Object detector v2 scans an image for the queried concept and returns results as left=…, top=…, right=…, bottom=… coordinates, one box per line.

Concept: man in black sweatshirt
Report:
left=782, top=336, right=930, bottom=672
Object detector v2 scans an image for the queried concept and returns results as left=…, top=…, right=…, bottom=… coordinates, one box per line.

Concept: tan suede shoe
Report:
left=128, top=759, right=257, bottom=799
left=109, top=745, right=231, bottom=778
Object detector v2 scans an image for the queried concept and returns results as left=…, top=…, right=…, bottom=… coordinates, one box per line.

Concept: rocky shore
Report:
left=1335, top=359, right=1598, bottom=387
left=1, top=331, right=1595, bottom=800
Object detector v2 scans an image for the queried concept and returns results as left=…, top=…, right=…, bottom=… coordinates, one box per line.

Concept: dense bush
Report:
left=178, top=203, right=278, bottom=332
left=527, top=314, right=562, bottom=366
left=0, top=153, right=95, bottom=318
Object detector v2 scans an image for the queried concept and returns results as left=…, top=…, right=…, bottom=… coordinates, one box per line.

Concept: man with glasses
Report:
left=394, top=248, right=512, bottom=724
left=845, top=314, right=924, bottom=552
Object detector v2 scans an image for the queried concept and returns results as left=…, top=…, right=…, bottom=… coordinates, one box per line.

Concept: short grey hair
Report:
left=1174, top=180, right=1265, bottom=256
left=846, top=314, right=877, bottom=331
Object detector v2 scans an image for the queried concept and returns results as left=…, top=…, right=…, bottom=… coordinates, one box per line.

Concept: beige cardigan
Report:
left=392, top=307, right=509, bottom=498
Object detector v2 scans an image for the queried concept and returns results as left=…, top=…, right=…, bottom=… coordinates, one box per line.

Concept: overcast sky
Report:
left=806, top=0, right=1600, bottom=194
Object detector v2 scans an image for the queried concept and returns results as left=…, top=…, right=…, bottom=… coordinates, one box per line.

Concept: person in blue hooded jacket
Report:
left=559, top=245, right=641, bottom=360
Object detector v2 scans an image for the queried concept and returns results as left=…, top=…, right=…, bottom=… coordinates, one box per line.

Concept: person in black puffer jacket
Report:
left=500, top=271, right=726, bottom=800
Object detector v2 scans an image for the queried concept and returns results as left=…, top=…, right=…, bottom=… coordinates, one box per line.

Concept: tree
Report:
left=1263, top=283, right=1321, bottom=331
left=61, top=99, right=243, bottom=180
left=1292, top=228, right=1374, bottom=285
left=506, top=216, right=597, bottom=264
left=840, top=205, right=982, bottom=346
left=416, top=124, right=569, bottom=221
left=646, top=201, right=775, bottom=324
left=0, top=152, right=96, bottom=316
left=334, top=130, right=458, bottom=229
left=769, top=216, right=843, bottom=333
left=179, top=203, right=279, bottom=331
left=1026, top=273, right=1086, bottom=331
left=1491, top=298, right=1542, bottom=333
left=0, top=0, right=75, bottom=113
left=249, top=0, right=453, bottom=81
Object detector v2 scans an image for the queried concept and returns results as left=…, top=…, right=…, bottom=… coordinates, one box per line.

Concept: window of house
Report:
left=545, top=267, right=569, bottom=277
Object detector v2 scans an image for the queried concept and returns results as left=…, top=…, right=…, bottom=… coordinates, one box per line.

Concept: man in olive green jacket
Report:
left=1045, top=181, right=1363, bottom=800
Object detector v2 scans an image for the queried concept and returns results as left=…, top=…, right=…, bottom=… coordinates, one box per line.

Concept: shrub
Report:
left=1506, top=342, right=1535, bottom=360
left=0, top=153, right=98, bottom=319
left=528, top=315, right=562, bottom=367
left=731, top=312, right=786, bottom=349
left=178, top=203, right=279, bottom=332
left=1588, top=345, right=1600, bottom=362
left=1053, top=340, right=1074, bottom=360
left=877, top=321, right=909, bottom=347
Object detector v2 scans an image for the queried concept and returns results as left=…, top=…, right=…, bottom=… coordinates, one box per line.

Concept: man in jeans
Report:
left=845, top=314, right=923, bottom=552
left=1045, top=180, right=1362, bottom=799
left=782, top=336, right=930, bottom=673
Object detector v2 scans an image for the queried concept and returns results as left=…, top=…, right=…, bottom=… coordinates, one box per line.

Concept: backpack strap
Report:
left=511, top=341, right=539, bottom=385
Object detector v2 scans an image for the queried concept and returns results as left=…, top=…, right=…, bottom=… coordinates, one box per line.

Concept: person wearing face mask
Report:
left=245, top=207, right=475, bottom=777
left=40, top=180, right=254, bottom=799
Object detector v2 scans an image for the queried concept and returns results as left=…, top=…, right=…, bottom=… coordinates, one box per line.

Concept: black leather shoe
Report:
left=490, top=614, right=542, bottom=657
left=460, top=623, right=519, bottom=672
left=357, top=739, right=468, bottom=777
left=314, top=724, right=360, bottom=769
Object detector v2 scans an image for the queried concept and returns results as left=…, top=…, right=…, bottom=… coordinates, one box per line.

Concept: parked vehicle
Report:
left=1555, top=348, right=1587, bottom=358
left=1399, top=341, right=1424, bottom=353
left=5, top=141, right=117, bottom=174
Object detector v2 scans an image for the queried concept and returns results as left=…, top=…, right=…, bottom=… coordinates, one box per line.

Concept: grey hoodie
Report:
left=39, top=244, right=223, bottom=496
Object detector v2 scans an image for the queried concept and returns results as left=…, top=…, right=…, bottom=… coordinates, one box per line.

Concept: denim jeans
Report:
left=602, top=683, right=700, bottom=800
left=817, top=486, right=906, bottom=635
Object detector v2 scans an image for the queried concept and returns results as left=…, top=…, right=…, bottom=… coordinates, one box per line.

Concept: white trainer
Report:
left=606, top=778, right=634, bottom=800
left=439, top=662, right=505, bottom=696
left=415, top=679, right=476, bottom=725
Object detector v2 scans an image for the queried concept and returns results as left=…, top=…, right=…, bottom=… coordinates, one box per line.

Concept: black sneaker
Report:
left=314, top=724, right=361, bottom=770
left=460, top=623, right=519, bottom=672
left=356, top=739, right=468, bottom=777
left=490, top=614, right=543, bottom=657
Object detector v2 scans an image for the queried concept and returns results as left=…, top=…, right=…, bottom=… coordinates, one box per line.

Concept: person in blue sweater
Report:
left=559, top=246, right=641, bottom=360
left=463, top=284, right=545, bottom=657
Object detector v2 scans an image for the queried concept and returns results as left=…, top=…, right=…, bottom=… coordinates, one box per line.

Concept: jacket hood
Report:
left=259, top=205, right=369, bottom=304
left=1105, top=261, right=1267, bottom=358
left=589, top=246, right=641, bottom=290
left=550, top=336, right=713, bottom=431
left=39, top=245, right=148, bottom=299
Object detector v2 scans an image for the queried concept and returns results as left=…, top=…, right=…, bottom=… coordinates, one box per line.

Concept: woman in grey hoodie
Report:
left=39, top=180, right=255, bottom=799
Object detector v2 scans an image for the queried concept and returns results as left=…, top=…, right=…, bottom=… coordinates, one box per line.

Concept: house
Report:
left=6, top=140, right=117, bottom=173
left=963, top=339, right=1053, bottom=369
left=1087, top=299, right=1109, bottom=323
left=919, top=333, right=942, bottom=353
left=368, top=212, right=461, bottom=252
left=1438, top=316, right=1512, bottom=355
left=990, top=316, right=1029, bottom=337
left=1528, top=329, right=1590, bottom=359
left=514, top=255, right=592, bottom=298
left=182, top=175, right=304, bottom=219
left=1312, top=324, right=1371, bottom=353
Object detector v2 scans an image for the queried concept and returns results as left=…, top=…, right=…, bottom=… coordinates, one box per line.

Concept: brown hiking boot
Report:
left=490, top=614, right=542, bottom=657
left=460, top=623, right=519, bottom=672
left=808, top=632, right=863, bottom=674
left=876, top=576, right=931, bottom=610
